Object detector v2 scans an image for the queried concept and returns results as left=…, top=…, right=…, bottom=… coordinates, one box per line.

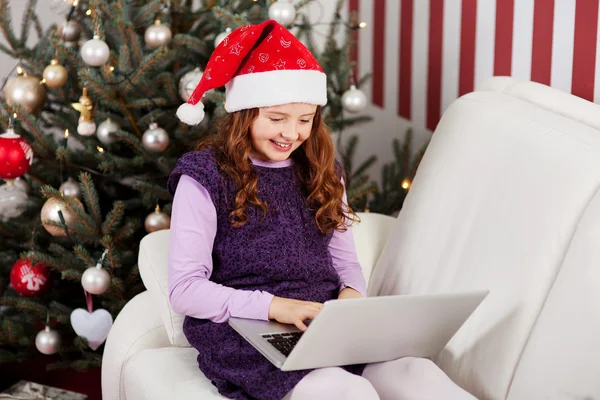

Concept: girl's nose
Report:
left=280, top=123, right=298, bottom=141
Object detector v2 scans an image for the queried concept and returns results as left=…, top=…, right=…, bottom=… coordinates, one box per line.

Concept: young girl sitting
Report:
left=168, top=20, right=475, bottom=400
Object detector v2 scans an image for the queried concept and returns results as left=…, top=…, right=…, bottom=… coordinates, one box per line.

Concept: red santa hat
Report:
left=176, top=20, right=327, bottom=125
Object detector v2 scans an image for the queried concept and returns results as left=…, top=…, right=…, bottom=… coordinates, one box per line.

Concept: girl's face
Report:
left=249, top=103, right=317, bottom=162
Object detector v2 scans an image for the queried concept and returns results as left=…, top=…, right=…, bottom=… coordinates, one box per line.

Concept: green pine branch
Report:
left=172, top=34, right=211, bottom=58
left=212, top=6, right=249, bottom=27
left=19, top=0, right=37, bottom=45
left=78, top=172, right=102, bottom=229
left=73, top=245, right=95, bottom=269
left=102, top=201, right=125, bottom=235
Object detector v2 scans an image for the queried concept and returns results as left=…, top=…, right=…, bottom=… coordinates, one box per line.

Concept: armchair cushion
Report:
left=138, top=230, right=190, bottom=347
left=123, top=347, right=226, bottom=400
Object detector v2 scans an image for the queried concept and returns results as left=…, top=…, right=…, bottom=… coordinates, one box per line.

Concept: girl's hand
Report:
left=268, top=296, right=323, bottom=331
left=337, top=287, right=363, bottom=300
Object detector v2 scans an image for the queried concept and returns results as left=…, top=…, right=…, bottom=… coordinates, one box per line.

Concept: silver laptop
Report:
left=228, top=290, right=489, bottom=371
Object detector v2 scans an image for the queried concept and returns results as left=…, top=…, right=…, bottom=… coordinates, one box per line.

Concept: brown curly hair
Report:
left=196, top=106, right=359, bottom=234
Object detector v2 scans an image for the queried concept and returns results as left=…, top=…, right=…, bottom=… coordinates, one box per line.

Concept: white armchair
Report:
left=101, top=212, right=395, bottom=400
left=103, top=76, right=600, bottom=399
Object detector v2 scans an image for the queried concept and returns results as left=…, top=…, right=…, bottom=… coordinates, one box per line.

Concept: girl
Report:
left=168, top=20, right=475, bottom=400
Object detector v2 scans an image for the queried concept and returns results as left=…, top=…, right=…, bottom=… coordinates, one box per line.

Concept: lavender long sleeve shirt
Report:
left=168, top=158, right=367, bottom=323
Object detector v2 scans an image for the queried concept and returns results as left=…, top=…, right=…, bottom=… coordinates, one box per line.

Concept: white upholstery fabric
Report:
left=507, top=191, right=600, bottom=399
left=351, top=212, right=396, bottom=286
left=123, top=347, right=224, bottom=400
left=101, top=291, right=173, bottom=400
left=138, top=229, right=190, bottom=347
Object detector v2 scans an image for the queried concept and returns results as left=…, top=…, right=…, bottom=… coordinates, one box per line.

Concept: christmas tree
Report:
left=0, top=0, right=373, bottom=370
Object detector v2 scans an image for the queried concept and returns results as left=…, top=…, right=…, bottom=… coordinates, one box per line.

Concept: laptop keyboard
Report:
left=261, top=332, right=303, bottom=357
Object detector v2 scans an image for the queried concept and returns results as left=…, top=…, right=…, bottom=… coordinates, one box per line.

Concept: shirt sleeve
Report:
left=328, top=181, right=368, bottom=297
left=168, top=174, right=275, bottom=322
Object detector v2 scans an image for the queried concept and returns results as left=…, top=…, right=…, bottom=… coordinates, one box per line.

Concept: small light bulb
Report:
left=64, top=129, right=70, bottom=139
left=97, top=146, right=104, bottom=153
left=401, top=179, right=411, bottom=190
left=109, top=66, right=115, bottom=72
left=86, top=9, right=92, bottom=15
left=16, top=67, right=23, bottom=75
left=13, top=113, right=18, bottom=119
left=358, top=22, right=367, bottom=29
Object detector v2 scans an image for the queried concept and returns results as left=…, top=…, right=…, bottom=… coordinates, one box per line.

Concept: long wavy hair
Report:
left=196, top=106, right=359, bottom=234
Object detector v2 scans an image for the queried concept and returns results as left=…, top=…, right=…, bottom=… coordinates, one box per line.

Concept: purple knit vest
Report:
left=168, top=149, right=365, bottom=400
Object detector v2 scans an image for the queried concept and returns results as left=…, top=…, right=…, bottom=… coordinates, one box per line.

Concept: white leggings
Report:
left=282, top=357, right=477, bottom=400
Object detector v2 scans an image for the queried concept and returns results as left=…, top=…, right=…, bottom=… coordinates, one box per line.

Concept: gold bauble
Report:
left=43, top=59, right=68, bottom=89
left=5, top=74, right=47, bottom=114
left=40, top=196, right=83, bottom=237
left=144, top=205, right=171, bottom=233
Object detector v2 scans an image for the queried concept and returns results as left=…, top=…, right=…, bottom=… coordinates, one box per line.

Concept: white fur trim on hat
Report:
left=224, top=69, right=327, bottom=112
left=176, top=102, right=205, bottom=125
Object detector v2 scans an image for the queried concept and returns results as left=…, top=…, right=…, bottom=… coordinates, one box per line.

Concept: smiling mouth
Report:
left=271, top=140, right=293, bottom=149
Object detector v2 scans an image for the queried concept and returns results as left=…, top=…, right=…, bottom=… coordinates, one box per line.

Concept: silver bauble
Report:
left=40, top=196, right=83, bottom=237
left=57, top=20, right=81, bottom=43
left=81, top=266, right=111, bottom=295
left=43, top=59, right=68, bottom=89
left=144, top=20, right=173, bottom=49
left=0, top=182, right=28, bottom=221
left=178, top=67, right=203, bottom=101
left=145, top=205, right=170, bottom=233
left=142, top=122, right=169, bottom=153
left=342, top=85, right=368, bottom=113
left=268, top=0, right=296, bottom=26
left=35, top=326, right=61, bottom=355
left=96, top=118, right=120, bottom=145
left=81, top=36, right=110, bottom=67
left=4, top=74, right=47, bottom=114
left=77, top=118, right=97, bottom=136
left=214, top=28, right=232, bottom=48
left=59, top=177, right=81, bottom=199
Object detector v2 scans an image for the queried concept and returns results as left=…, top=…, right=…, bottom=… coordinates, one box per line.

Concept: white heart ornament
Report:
left=70, top=308, right=113, bottom=350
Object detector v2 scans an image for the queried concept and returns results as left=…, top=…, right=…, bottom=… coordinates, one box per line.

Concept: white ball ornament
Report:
left=342, top=85, right=368, bottom=113
left=35, top=326, right=61, bottom=355
left=81, top=265, right=111, bottom=295
left=81, top=35, right=110, bottom=67
left=142, top=122, right=169, bottom=153
left=96, top=118, right=120, bottom=145
left=214, top=28, right=232, bottom=48
left=268, top=0, right=296, bottom=27
left=59, top=177, right=81, bottom=199
left=144, top=20, right=172, bottom=49
left=178, top=67, right=203, bottom=101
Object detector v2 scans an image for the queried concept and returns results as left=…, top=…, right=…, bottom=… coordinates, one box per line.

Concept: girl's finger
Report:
left=294, top=318, right=308, bottom=332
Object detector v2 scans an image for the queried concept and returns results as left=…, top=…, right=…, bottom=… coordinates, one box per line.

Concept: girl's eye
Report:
left=299, top=119, right=311, bottom=124
left=269, top=118, right=283, bottom=122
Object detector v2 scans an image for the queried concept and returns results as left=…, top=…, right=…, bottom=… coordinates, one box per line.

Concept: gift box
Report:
left=0, top=381, right=87, bottom=400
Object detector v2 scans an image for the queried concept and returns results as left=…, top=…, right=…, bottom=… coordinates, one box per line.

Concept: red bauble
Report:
left=0, top=129, right=34, bottom=179
left=10, top=259, right=51, bottom=297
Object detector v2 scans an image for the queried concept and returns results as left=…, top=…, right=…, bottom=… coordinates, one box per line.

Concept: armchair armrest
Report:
left=102, top=291, right=173, bottom=400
